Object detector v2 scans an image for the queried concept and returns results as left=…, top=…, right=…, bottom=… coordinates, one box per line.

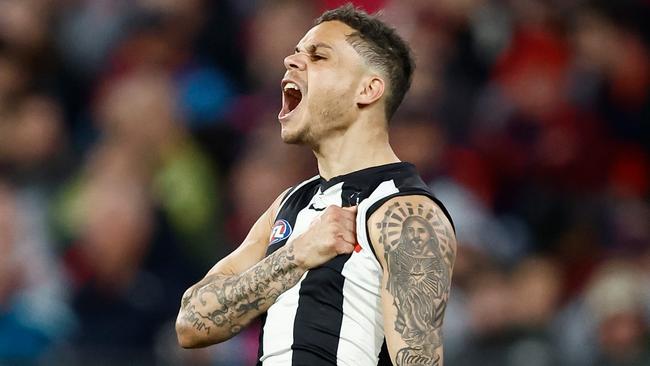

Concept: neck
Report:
left=313, top=116, right=400, bottom=180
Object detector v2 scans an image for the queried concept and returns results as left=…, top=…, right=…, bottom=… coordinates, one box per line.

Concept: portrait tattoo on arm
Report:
left=376, top=200, right=455, bottom=366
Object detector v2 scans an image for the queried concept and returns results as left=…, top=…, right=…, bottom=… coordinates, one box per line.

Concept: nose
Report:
left=284, top=53, right=306, bottom=71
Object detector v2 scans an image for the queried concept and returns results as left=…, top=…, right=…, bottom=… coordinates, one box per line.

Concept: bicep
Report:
left=368, top=195, right=456, bottom=365
left=204, top=188, right=291, bottom=277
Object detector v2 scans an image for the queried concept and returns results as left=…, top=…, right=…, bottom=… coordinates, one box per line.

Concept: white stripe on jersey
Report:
left=259, top=273, right=304, bottom=365
left=337, top=252, right=384, bottom=365
left=336, top=180, right=400, bottom=365
left=356, top=180, right=399, bottom=256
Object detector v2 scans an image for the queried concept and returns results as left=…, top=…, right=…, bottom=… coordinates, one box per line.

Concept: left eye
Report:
left=310, top=54, right=326, bottom=61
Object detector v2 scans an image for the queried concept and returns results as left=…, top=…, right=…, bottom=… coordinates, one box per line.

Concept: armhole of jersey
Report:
left=274, top=175, right=320, bottom=221
left=364, top=190, right=456, bottom=265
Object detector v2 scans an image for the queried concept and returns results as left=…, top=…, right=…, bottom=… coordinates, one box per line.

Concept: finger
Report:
left=337, top=228, right=356, bottom=244
left=341, top=206, right=357, bottom=221
left=337, top=216, right=356, bottom=233
left=335, top=241, right=355, bottom=255
left=329, top=208, right=355, bottom=233
left=323, top=205, right=342, bottom=218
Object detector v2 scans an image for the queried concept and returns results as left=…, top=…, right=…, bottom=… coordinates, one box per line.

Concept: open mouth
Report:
left=279, top=81, right=303, bottom=120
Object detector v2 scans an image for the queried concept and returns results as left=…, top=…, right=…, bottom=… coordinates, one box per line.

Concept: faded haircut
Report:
left=315, top=3, right=415, bottom=121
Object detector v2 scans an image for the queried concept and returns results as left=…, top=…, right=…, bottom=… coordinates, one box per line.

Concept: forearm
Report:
left=393, top=338, right=443, bottom=366
left=176, top=243, right=305, bottom=347
left=385, top=290, right=445, bottom=365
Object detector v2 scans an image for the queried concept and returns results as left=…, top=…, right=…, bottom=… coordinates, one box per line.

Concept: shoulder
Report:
left=277, top=175, right=320, bottom=206
left=357, top=163, right=455, bottom=233
left=368, top=194, right=454, bottom=225
left=269, top=175, right=320, bottom=218
left=366, top=194, right=456, bottom=269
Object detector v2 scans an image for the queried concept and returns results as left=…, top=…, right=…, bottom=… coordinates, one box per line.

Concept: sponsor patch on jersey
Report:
left=269, top=219, right=292, bottom=245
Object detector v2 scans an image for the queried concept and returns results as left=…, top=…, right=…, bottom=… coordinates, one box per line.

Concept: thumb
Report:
left=341, top=205, right=358, bottom=213
left=341, top=205, right=358, bottom=220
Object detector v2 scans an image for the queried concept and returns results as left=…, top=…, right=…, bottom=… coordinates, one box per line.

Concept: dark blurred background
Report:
left=0, top=0, right=648, bottom=365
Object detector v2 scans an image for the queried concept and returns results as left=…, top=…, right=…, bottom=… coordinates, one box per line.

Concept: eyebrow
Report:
left=294, top=42, right=333, bottom=53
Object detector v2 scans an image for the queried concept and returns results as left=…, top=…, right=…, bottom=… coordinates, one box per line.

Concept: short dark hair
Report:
left=315, top=4, right=415, bottom=121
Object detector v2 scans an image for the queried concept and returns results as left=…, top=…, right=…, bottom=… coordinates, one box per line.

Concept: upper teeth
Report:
left=284, top=82, right=299, bottom=91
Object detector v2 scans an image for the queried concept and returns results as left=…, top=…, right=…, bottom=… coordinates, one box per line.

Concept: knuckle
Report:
left=323, top=235, right=331, bottom=244
left=340, top=243, right=353, bottom=254
left=328, top=225, right=339, bottom=235
left=324, top=208, right=336, bottom=219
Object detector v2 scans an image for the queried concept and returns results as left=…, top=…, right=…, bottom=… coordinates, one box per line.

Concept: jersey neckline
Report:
left=318, top=161, right=415, bottom=191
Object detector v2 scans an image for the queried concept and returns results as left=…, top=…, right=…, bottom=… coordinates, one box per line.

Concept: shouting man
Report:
left=176, top=4, right=456, bottom=365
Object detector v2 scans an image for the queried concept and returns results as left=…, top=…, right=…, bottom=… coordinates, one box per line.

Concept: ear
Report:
left=356, top=75, right=385, bottom=108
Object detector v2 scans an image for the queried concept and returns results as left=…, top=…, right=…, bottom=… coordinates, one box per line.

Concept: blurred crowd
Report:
left=0, top=0, right=648, bottom=365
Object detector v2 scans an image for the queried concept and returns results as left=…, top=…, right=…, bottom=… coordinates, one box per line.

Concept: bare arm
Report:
left=176, top=192, right=358, bottom=348
left=368, top=195, right=456, bottom=365
left=177, top=241, right=306, bottom=347
left=176, top=189, right=290, bottom=347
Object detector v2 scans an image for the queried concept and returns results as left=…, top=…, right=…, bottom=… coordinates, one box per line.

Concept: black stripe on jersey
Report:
left=256, top=314, right=267, bottom=366
left=290, top=182, right=358, bottom=365
left=266, top=181, right=320, bottom=257
left=257, top=180, right=320, bottom=366
left=279, top=185, right=298, bottom=207
left=377, top=340, right=392, bottom=366
left=290, top=256, right=349, bottom=365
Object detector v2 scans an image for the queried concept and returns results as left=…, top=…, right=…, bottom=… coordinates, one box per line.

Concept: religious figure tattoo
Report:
left=377, top=201, right=455, bottom=366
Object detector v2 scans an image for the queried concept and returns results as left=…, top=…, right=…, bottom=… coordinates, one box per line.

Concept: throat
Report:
left=313, top=132, right=399, bottom=180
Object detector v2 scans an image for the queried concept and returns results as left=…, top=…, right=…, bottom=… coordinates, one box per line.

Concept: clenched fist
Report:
left=291, top=205, right=357, bottom=270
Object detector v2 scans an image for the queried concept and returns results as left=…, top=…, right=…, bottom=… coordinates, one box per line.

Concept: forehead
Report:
left=404, top=217, right=428, bottom=228
left=298, top=20, right=357, bottom=53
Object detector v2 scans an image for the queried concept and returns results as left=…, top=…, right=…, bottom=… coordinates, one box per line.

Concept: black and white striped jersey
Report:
left=257, top=162, right=453, bottom=366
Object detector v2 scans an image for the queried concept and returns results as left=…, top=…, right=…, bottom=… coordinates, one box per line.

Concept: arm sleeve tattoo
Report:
left=179, top=243, right=305, bottom=340
left=376, top=200, right=456, bottom=366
